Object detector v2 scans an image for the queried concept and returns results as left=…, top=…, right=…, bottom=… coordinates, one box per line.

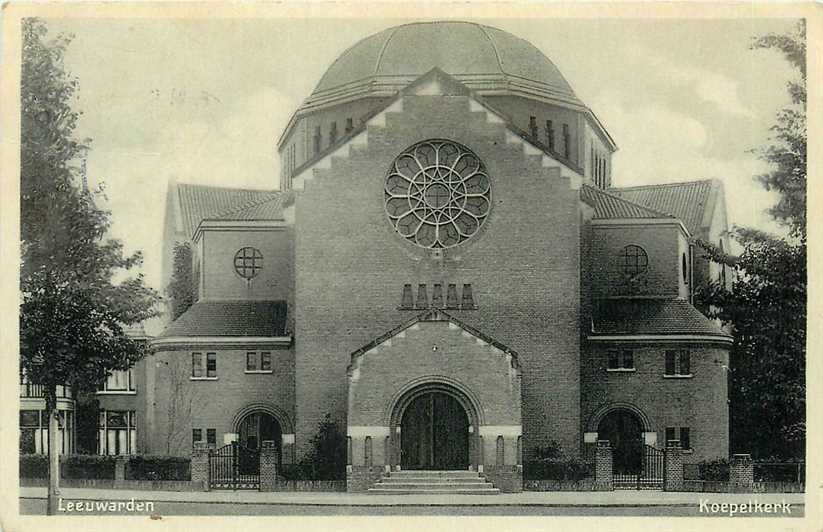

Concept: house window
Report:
left=21, top=409, right=74, bottom=455
left=664, top=350, right=692, bottom=377
left=233, top=247, right=263, bottom=280
left=98, top=369, right=135, bottom=393
left=192, top=352, right=203, bottom=378
left=207, top=429, right=216, bottom=445
left=620, top=245, right=649, bottom=277
left=665, top=426, right=692, bottom=450
left=192, top=352, right=217, bottom=379
left=607, top=349, right=634, bottom=371
left=562, top=123, right=570, bottom=159
left=246, top=352, right=272, bottom=373
left=98, top=410, right=136, bottom=455
left=192, top=428, right=202, bottom=445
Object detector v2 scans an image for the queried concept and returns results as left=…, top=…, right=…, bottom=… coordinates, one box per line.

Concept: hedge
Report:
left=127, top=456, right=190, bottom=481
left=524, top=460, right=593, bottom=481
left=20, top=454, right=49, bottom=479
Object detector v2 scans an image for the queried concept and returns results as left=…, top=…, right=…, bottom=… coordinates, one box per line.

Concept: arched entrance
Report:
left=400, top=391, right=469, bottom=470
left=597, top=409, right=643, bottom=474
left=237, top=411, right=282, bottom=462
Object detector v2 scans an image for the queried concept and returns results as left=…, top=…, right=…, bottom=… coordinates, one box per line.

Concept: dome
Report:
left=305, top=21, right=582, bottom=109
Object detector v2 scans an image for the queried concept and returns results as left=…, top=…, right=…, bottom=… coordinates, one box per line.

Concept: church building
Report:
left=142, top=21, right=733, bottom=492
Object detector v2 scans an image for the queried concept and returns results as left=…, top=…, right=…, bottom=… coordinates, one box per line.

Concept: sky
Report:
left=45, top=16, right=799, bottom=300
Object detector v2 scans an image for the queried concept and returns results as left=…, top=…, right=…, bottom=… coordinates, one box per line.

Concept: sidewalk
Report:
left=19, top=487, right=806, bottom=507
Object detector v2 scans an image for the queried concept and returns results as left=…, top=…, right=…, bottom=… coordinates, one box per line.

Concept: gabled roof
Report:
left=609, top=180, right=717, bottom=235
left=590, top=298, right=729, bottom=338
left=581, top=184, right=675, bottom=220
left=349, top=308, right=520, bottom=371
left=158, top=300, right=288, bottom=338
left=176, top=183, right=282, bottom=238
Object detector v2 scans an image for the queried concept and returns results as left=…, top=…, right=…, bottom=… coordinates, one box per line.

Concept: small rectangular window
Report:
left=313, top=126, right=321, bottom=155
left=546, top=120, right=555, bottom=151
left=261, top=352, right=272, bottom=371
left=329, top=121, right=338, bottom=145
left=680, top=427, right=691, bottom=450
left=345, top=117, right=354, bottom=133
left=562, top=123, right=571, bottom=159
left=206, top=429, right=216, bottom=445
left=206, top=352, right=217, bottom=378
left=529, top=116, right=538, bottom=139
left=607, top=351, right=619, bottom=370
left=679, top=351, right=691, bottom=375
left=664, top=351, right=677, bottom=376
left=192, top=352, right=204, bottom=378
left=192, top=428, right=202, bottom=444
left=246, top=352, right=257, bottom=371
left=665, top=427, right=676, bottom=445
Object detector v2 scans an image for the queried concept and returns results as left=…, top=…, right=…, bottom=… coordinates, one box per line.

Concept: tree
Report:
left=20, top=19, right=160, bottom=513
left=167, top=241, right=194, bottom=320
left=697, top=20, right=806, bottom=460
left=299, top=414, right=346, bottom=480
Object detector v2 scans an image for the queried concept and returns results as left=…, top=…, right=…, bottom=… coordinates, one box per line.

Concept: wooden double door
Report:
left=400, top=391, right=469, bottom=470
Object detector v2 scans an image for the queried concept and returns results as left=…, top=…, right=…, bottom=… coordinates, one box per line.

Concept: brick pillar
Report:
left=664, top=440, right=684, bottom=491
left=260, top=440, right=278, bottom=492
left=595, top=440, right=613, bottom=491
left=730, top=453, right=754, bottom=492
left=191, top=441, right=210, bottom=491
left=114, top=456, right=127, bottom=488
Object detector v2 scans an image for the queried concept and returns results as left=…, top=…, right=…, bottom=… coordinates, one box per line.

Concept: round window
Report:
left=234, top=247, right=263, bottom=279
left=621, top=245, right=649, bottom=277
left=384, top=139, right=492, bottom=249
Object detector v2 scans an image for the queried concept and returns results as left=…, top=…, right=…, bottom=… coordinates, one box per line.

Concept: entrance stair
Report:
left=367, top=470, right=499, bottom=495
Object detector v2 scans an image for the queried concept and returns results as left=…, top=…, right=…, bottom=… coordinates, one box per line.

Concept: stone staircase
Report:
left=367, top=470, right=500, bottom=495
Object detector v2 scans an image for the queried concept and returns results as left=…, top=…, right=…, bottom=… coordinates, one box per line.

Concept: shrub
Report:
left=61, top=454, right=116, bottom=479
left=20, top=454, right=49, bottom=479
left=298, top=414, right=346, bottom=480
left=698, top=458, right=730, bottom=481
left=525, top=459, right=593, bottom=481
left=127, top=455, right=191, bottom=481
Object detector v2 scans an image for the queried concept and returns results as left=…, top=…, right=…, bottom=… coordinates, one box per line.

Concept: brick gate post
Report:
left=595, top=440, right=613, bottom=491
left=260, top=440, right=278, bottom=492
left=664, top=440, right=684, bottom=491
left=730, top=453, right=754, bottom=492
left=191, top=441, right=210, bottom=491
left=114, top=456, right=127, bottom=488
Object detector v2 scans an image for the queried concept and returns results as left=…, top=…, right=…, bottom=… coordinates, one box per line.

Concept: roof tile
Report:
left=610, top=180, right=715, bottom=235
left=160, top=300, right=288, bottom=338
left=176, top=184, right=282, bottom=238
left=591, top=298, right=728, bottom=337
left=582, top=185, right=674, bottom=220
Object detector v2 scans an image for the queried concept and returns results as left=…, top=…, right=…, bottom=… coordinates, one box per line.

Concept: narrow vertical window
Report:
left=529, top=116, right=538, bottom=140
left=664, top=351, right=676, bottom=376
left=415, top=284, right=429, bottom=309
left=665, top=427, right=676, bottom=445
left=431, top=284, right=443, bottom=308
left=192, top=428, right=202, bottom=445
left=546, top=120, right=555, bottom=151
left=461, top=284, right=475, bottom=309
left=246, top=352, right=258, bottom=371
left=329, top=121, right=338, bottom=146
left=607, top=350, right=619, bottom=370
left=679, top=350, right=691, bottom=376
left=345, top=117, right=354, bottom=133
left=562, top=123, right=571, bottom=159
left=260, top=352, right=272, bottom=372
left=446, top=284, right=459, bottom=309
left=400, top=284, right=413, bottom=309
left=206, top=352, right=217, bottom=378
left=192, top=352, right=203, bottom=378
left=622, top=350, right=634, bottom=369
left=206, top=429, right=216, bottom=445
left=313, top=126, right=321, bottom=155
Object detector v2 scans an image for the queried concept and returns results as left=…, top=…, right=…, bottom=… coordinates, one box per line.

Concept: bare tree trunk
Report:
left=45, top=387, right=60, bottom=515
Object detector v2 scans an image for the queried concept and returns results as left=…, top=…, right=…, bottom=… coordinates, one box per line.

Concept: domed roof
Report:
left=307, top=21, right=581, bottom=108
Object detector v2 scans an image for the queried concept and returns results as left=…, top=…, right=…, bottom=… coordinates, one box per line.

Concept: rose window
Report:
left=384, top=139, right=492, bottom=248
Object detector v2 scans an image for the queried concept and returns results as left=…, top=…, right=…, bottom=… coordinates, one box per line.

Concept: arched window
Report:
left=620, top=245, right=648, bottom=277
left=682, top=253, right=688, bottom=283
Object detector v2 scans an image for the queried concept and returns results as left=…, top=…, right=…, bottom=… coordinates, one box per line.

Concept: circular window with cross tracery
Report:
left=384, top=139, right=492, bottom=249
left=234, top=247, right=263, bottom=279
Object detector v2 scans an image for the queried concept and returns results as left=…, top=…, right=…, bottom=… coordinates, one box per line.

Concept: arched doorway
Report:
left=597, top=409, right=643, bottom=475
left=237, top=411, right=282, bottom=463
left=400, top=391, right=469, bottom=470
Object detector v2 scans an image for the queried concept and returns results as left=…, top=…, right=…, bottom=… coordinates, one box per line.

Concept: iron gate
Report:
left=209, top=441, right=260, bottom=490
left=613, top=443, right=664, bottom=490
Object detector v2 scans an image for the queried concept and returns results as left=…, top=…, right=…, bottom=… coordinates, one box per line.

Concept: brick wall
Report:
left=293, top=93, right=582, bottom=460
left=581, top=344, right=729, bottom=463
left=147, top=345, right=294, bottom=459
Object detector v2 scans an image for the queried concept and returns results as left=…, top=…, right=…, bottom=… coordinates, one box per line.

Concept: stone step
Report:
left=375, top=482, right=495, bottom=489
left=389, top=470, right=479, bottom=477
left=380, top=477, right=487, bottom=484
left=367, top=487, right=500, bottom=495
